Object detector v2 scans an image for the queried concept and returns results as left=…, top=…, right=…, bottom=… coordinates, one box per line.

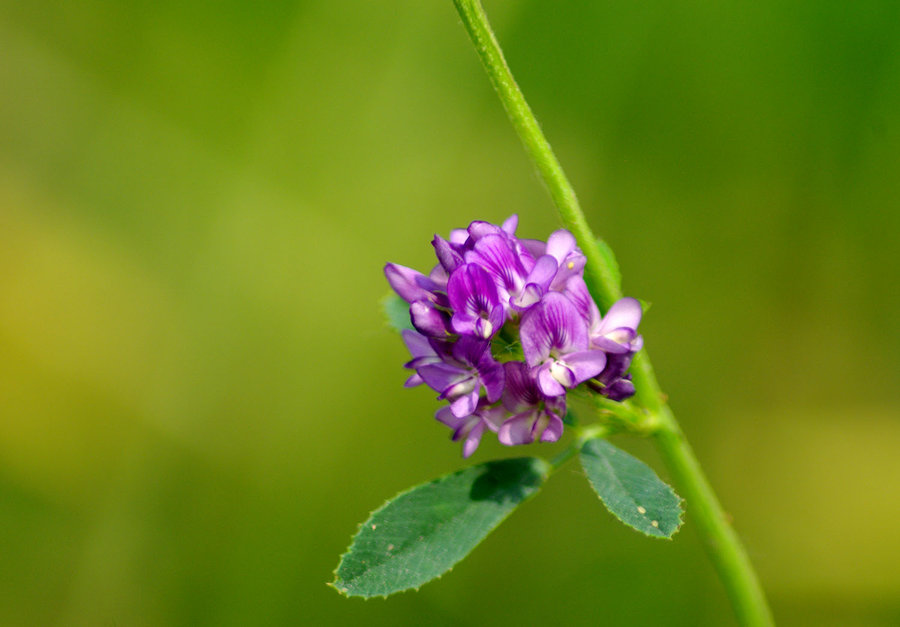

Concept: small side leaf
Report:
left=580, top=438, right=683, bottom=538
left=382, top=293, right=413, bottom=332
left=332, top=457, right=549, bottom=598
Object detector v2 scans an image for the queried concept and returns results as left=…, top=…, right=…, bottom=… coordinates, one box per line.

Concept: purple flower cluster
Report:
left=385, top=216, right=642, bottom=457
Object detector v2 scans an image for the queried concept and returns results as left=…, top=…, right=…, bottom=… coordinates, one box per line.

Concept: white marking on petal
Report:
left=605, top=328, right=632, bottom=344
left=549, top=360, right=574, bottom=388
left=446, top=377, right=477, bottom=399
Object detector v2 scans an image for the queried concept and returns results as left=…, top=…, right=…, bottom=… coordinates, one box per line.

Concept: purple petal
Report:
left=448, top=264, right=502, bottom=338
left=449, top=388, right=479, bottom=418
left=451, top=416, right=476, bottom=441
left=519, top=292, right=589, bottom=366
left=451, top=335, right=490, bottom=367
left=598, top=297, right=642, bottom=334
left=537, top=364, right=567, bottom=397
left=467, top=220, right=504, bottom=242
left=538, top=413, right=564, bottom=443
left=525, top=254, right=558, bottom=289
left=450, top=316, right=491, bottom=340
left=404, top=373, right=423, bottom=387
left=563, top=276, right=601, bottom=329
left=449, top=228, right=468, bottom=244
left=549, top=361, right=577, bottom=388
left=468, top=308, right=504, bottom=341
left=498, top=412, right=538, bottom=445
left=605, top=328, right=636, bottom=345
left=519, top=307, right=553, bottom=366
left=428, top=336, right=458, bottom=360
left=546, top=393, right=567, bottom=417
left=403, top=333, right=449, bottom=370
left=405, top=355, right=443, bottom=370
left=401, top=329, right=433, bottom=359
left=592, top=332, right=637, bottom=354
left=632, top=335, right=644, bottom=352
left=439, top=375, right=479, bottom=401
left=550, top=253, right=586, bottom=291
left=545, top=230, right=576, bottom=264
left=410, top=300, right=450, bottom=337
left=501, top=362, right=541, bottom=411
left=418, top=363, right=467, bottom=393
left=479, top=360, right=505, bottom=403
left=518, top=238, right=546, bottom=259
left=480, top=405, right=508, bottom=432
left=473, top=318, right=492, bottom=339
left=501, top=214, right=519, bottom=236
left=595, top=352, right=634, bottom=386
left=384, top=263, right=441, bottom=303
left=427, top=264, right=449, bottom=289
left=449, top=317, right=478, bottom=338
left=432, top=235, right=464, bottom=273
left=467, top=234, right=526, bottom=294
left=564, top=350, right=608, bottom=384
left=448, top=264, right=498, bottom=306
left=435, top=405, right=462, bottom=429
left=489, top=304, right=506, bottom=336
left=511, top=238, right=537, bottom=273
left=512, top=283, right=543, bottom=310
left=604, top=378, right=635, bottom=402
left=497, top=409, right=564, bottom=445
left=438, top=401, right=504, bottom=456
left=462, top=420, right=486, bottom=458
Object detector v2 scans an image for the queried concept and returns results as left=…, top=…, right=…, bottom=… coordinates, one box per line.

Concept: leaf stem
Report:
left=450, top=1, right=774, bottom=624
left=549, top=424, right=607, bottom=472
left=548, top=445, right=577, bottom=472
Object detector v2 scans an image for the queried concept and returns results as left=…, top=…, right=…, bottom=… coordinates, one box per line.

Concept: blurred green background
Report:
left=1, top=1, right=898, bottom=625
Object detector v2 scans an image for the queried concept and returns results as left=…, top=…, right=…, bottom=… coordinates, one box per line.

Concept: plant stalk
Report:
left=451, top=1, right=774, bottom=624
left=451, top=0, right=621, bottom=312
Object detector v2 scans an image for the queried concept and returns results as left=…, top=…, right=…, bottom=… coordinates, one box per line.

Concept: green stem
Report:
left=652, top=406, right=774, bottom=626
left=451, top=1, right=774, bottom=625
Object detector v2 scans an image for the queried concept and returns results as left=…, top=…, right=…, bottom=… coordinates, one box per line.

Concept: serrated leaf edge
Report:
left=330, top=457, right=550, bottom=599
left=580, top=439, right=684, bottom=540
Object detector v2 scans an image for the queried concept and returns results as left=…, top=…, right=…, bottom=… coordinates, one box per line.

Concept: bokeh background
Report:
left=1, top=1, right=898, bottom=625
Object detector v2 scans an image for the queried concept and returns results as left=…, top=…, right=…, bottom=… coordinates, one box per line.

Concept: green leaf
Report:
left=332, top=457, right=549, bottom=598
left=382, top=293, right=413, bottom=332
left=580, top=438, right=683, bottom=538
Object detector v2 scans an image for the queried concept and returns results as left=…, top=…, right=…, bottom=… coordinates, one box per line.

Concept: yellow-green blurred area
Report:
left=1, top=0, right=898, bottom=624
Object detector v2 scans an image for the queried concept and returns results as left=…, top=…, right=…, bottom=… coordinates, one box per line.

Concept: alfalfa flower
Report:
left=385, top=216, right=642, bottom=456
